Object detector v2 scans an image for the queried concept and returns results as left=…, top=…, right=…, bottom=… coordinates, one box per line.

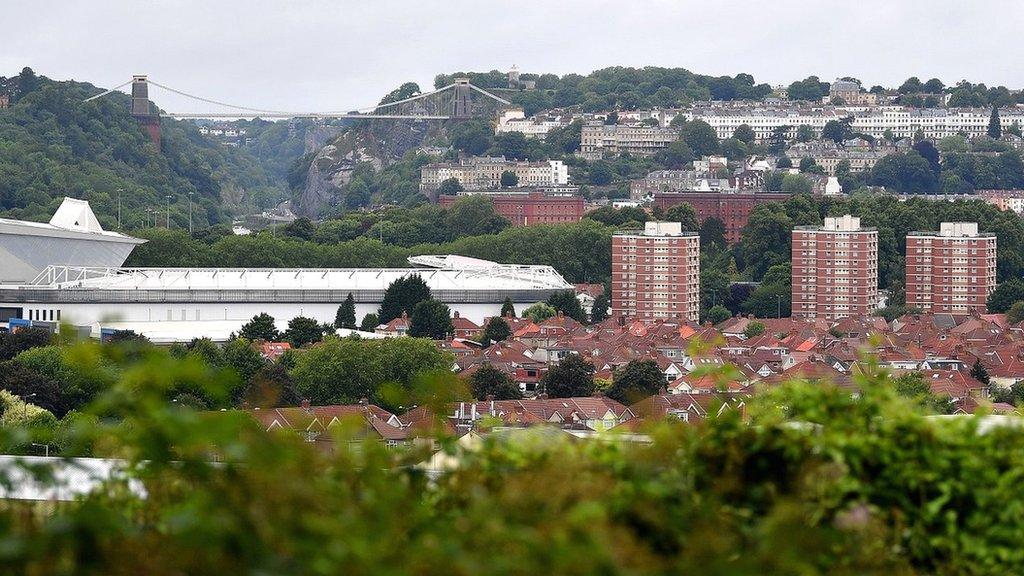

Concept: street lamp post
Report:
left=117, top=188, right=123, bottom=229
left=165, top=195, right=172, bottom=228
left=22, top=393, right=36, bottom=421
left=777, top=294, right=782, bottom=319
left=188, top=191, right=194, bottom=235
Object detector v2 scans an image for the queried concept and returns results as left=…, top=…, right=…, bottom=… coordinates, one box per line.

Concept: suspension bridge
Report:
left=83, top=75, right=513, bottom=147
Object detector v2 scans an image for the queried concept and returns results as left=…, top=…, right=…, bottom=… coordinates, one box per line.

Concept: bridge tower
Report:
left=451, top=77, right=472, bottom=120
left=130, top=75, right=161, bottom=149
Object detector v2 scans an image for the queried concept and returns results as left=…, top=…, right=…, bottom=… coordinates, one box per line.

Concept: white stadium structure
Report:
left=0, top=199, right=574, bottom=342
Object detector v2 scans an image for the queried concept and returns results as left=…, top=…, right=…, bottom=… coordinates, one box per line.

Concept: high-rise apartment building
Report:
left=611, top=221, right=700, bottom=322
left=906, top=222, right=997, bottom=315
left=792, top=215, right=878, bottom=321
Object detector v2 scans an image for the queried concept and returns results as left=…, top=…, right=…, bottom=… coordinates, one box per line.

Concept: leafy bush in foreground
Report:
left=0, top=342, right=1018, bottom=574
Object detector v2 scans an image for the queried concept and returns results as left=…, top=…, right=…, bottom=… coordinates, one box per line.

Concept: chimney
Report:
left=359, top=397, right=368, bottom=406
left=538, top=393, right=549, bottom=400
left=301, top=399, right=311, bottom=413
left=453, top=311, right=460, bottom=319
left=401, top=311, right=408, bottom=321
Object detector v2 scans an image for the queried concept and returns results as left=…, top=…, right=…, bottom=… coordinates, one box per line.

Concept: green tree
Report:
left=547, top=291, right=587, bottom=323
left=653, top=140, right=694, bottom=169
left=742, top=284, right=791, bottom=318
left=408, top=299, right=454, bottom=340
left=781, top=174, right=813, bottom=194
left=284, top=317, right=324, bottom=348
left=335, top=293, right=357, bottom=329
left=590, top=293, right=610, bottom=323
left=768, top=126, right=790, bottom=154
left=988, top=279, right=1024, bottom=313
left=450, top=119, right=493, bottom=155
left=989, top=106, right=1002, bottom=139
left=588, top=161, right=614, bottom=185
left=706, top=304, right=732, bottom=325
left=437, top=178, right=464, bottom=196
left=892, top=372, right=953, bottom=414
left=732, top=123, right=755, bottom=144
left=606, top=359, right=665, bottom=404
left=699, top=217, right=727, bottom=248
left=359, top=313, right=380, bottom=332
left=1007, top=301, right=1024, bottom=325
left=481, top=317, right=512, bottom=347
left=787, top=76, right=828, bottom=101
left=500, top=297, right=516, bottom=318
left=542, top=354, right=596, bottom=398
left=291, top=336, right=452, bottom=407
left=523, top=302, right=557, bottom=323
left=796, top=124, right=816, bottom=143
left=187, top=338, right=224, bottom=367
left=239, top=313, right=279, bottom=342
left=444, top=195, right=510, bottom=239
left=0, top=362, right=66, bottom=417
left=743, top=321, right=766, bottom=338
left=284, top=218, right=316, bottom=241
left=821, top=117, right=854, bottom=144
left=379, top=274, right=432, bottom=323
left=740, top=205, right=793, bottom=279
left=680, top=120, right=719, bottom=156
left=499, top=170, right=519, bottom=187
left=664, top=203, right=699, bottom=231
left=971, top=359, right=991, bottom=386
left=469, top=363, right=522, bottom=400
left=0, top=327, right=52, bottom=362
left=869, top=152, right=937, bottom=193
left=222, top=338, right=266, bottom=398
left=243, top=364, right=302, bottom=408
left=761, top=262, right=792, bottom=287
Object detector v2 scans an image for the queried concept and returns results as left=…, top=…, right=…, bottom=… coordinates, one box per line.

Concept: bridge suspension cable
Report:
left=82, top=80, right=134, bottom=103
left=145, top=78, right=294, bottom=115
left=358, top=83, right=456, bottom=113
left=81, top=76, right=512, bottom=120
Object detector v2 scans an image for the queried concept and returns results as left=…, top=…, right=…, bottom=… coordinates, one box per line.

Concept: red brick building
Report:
left=792, top=215, right=878, bottom=321
left=906, top=222, right=997, bottom=315
left=652, top=191, right=790, bottom=244
left=438, top=192, right=584, bottom=226
left=611, top=221, right=700, bottom=322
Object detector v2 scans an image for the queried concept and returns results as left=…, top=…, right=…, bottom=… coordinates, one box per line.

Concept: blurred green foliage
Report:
left=0, top=339, right=1017, bottom=573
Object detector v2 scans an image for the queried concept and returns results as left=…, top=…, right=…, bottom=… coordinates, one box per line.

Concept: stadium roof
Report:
left=0, top=198, right=145, bottom=284
left=29, top=256, right=571, bottom=292
left=0, top=198, right=143, bottom=244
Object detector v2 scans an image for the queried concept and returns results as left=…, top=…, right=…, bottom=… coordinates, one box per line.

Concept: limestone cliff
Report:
left=294, top=119, right=446, bottom=217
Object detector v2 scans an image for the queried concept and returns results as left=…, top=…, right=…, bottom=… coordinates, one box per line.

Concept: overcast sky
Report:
left=4, top=0, right=1022, bottom=114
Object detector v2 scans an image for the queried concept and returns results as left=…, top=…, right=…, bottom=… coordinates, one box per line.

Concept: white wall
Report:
left=10, top=300, right=543, bottom=330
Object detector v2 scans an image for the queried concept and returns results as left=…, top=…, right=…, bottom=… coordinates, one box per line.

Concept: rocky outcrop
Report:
left=294, top=118, right=447, bottom=217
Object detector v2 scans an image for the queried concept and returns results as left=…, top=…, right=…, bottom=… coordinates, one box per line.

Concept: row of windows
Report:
left=27, top=309, right=60, bottom=322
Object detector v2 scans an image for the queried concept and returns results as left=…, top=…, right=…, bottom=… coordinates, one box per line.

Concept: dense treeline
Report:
left=0, top=68, right=286, bottom=226
left=725, top=193, right=1024, bottom=317
left=436, top=68, right=1024, bottom=115
left=128, top=215, right=614, bottom=284
left=821, top=134, right=1024, bottom=194
left=436, top=67, right=775, bottom=114
left=127, top=191, right=1024, bottom=318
